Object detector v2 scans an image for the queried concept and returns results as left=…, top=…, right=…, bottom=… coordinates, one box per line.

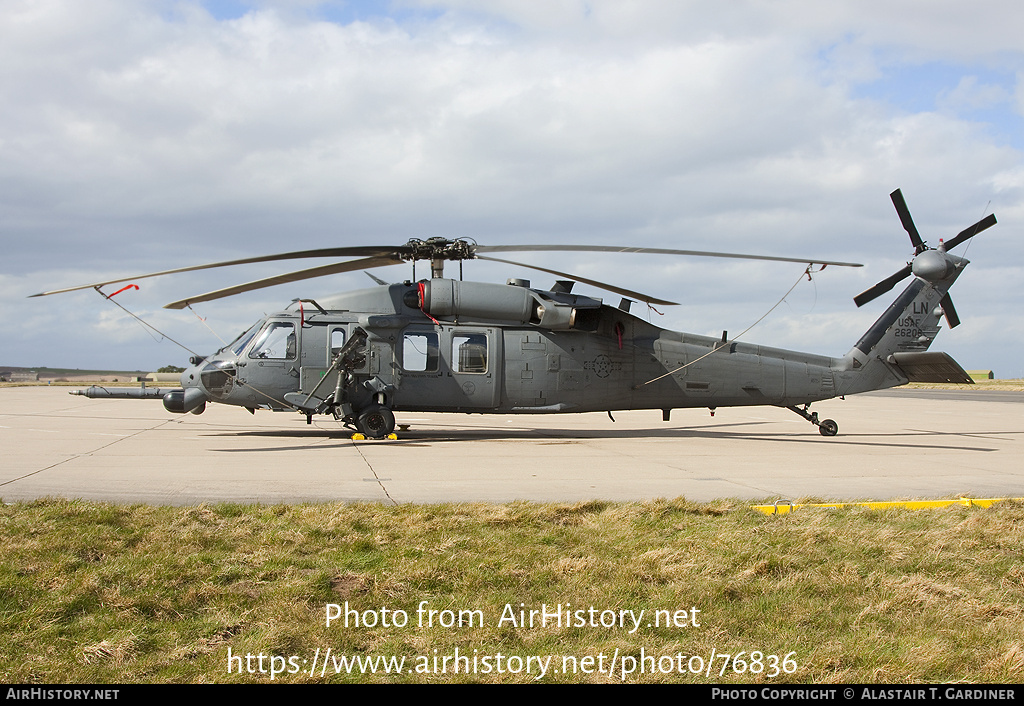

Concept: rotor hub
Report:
left=911, top=249, right=958, bottom=282
left=402, top=238, right=476, bottom=263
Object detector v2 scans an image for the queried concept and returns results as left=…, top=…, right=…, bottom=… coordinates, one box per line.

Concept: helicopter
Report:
left=31, top=189, right=996, bottom=439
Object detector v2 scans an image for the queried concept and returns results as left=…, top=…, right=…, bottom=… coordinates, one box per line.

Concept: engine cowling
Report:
left=418, top=280, right=540, bottom=324
left=414, top=279, right=603, bottom=330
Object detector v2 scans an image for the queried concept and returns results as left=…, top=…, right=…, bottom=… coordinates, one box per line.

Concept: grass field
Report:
left=1, top=498, right=1022, bottom=683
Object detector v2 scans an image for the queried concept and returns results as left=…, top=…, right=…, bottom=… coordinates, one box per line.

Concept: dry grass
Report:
left=1, top=498, right=1022, bottom=683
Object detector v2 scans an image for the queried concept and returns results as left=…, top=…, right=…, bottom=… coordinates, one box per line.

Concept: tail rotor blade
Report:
left=853, top=264, right=912, bottom=307
left=943, top=213, right=997, bottom=252
left=940, top=293, right=960, bottom=329
left=891, top=189, right=927, bottom=254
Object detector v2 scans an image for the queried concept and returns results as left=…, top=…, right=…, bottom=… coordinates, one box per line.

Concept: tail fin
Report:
left=837, top=258, right=970, bottom=394
left=835, top=256, right=970, bottom=393
left=852, top=263, right=957, bottom=362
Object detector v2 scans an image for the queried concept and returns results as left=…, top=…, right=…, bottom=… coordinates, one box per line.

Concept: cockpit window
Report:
left=222, top=321, right=262, bottom=357
left=248, top=322, right=297, bottom=360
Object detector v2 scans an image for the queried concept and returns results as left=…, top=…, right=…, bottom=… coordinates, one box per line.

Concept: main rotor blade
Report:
left=853, top=264, right=912, bottom=308
left=890, top=188, right=927, bottom=254
left=940, top=293, right=960, bottom=329
left=475, top=255, right=679, bottom=305
left=29, top=246, right=403, bottom=298
left=942, top=213, right=997, bottom=252
left=475, top=245, right=862, bottom=268
left=163, top=255, right=403, bottom=309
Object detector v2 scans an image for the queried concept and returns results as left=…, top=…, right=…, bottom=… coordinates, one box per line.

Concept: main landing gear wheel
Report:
left=356, top=405, right=396, bottom=439
left=818, top=419, right=838, bottom=436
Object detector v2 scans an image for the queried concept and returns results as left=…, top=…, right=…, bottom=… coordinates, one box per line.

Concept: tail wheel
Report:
left=356, top=406, right=396, bottom=439
left=818, top=419, right=838, bottom=436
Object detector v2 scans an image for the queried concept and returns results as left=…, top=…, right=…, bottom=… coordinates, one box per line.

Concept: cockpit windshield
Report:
left=248, top=321, right=296, bottom=360
left=220, top=321, right=263, bottom=357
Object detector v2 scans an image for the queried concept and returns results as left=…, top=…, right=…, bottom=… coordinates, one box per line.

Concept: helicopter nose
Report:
left=163, top=362, right=210, bottom=414
left=192, top=358, right=237, bottom=400
left=180, top=366, right=198, bottom=389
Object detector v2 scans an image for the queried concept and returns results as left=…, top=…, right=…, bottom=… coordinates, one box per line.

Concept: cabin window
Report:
left=402, top=331, right=439, bottom=372
left=330, top=328, right=346, bottom=360
left=453, top=333, right=488, bottom=373
left=248, top=322, right=296, bottom=360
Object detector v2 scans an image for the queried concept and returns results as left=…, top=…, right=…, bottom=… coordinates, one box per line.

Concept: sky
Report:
left=2, top=0, right=1022, bottom=376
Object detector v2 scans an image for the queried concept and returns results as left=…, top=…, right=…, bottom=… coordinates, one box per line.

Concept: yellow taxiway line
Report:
left=752, top=497, right=1022, bottom=515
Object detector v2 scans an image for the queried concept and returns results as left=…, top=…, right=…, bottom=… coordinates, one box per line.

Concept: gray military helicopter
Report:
left=32, top=189, right=995, bottom=438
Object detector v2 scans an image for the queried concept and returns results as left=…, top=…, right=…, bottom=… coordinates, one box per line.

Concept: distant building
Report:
left=967, top=370, right=994, bottom=381
left=144, top=372, right=184, bottom=383
left=8, top=372, right=40, bottom=382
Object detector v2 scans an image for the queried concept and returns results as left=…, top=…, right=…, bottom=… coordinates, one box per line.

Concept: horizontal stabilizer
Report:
left=887, top=352, right=974, bottom=384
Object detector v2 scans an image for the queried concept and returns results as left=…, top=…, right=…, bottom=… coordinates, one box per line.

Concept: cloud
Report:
left=2, top=0, right=1022, bottom=374
left=938, top=75, right=1012, bottom=113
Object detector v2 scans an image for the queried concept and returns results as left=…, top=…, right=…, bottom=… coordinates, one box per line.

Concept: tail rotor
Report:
left=853, top=188, right=997, bottom=328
